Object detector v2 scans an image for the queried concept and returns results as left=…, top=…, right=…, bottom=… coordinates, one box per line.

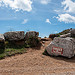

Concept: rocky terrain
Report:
left=0, top=40, right=75, bottom=75
left=0, top=29, right=75, bottom=75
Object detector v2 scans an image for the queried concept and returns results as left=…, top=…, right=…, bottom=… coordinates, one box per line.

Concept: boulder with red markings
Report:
left=45, top=37, right=75, bottom=58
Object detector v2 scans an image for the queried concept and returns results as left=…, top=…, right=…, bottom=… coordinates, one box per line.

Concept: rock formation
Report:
left=0, top=34, right=5, bottom=53
left=4, top=31, right=25, bottom=41
left=25, top=31, right=39, bottom=40
left=45, top=37, right=75, bottom=58
left=60, top=33, right=71, bottom=38
left=70, top=29, right=75, bottom=37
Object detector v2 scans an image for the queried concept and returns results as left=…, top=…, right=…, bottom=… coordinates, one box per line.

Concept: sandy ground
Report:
left=0, top=41, right=75, bottom=75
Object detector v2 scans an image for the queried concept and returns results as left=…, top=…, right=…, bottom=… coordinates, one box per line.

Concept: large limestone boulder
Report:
left=45, top=37, right=75, bottom=58
left=25, top=31, right=39, bottom=47
left=70, top=29, right=75, bottom=37
left=4, top=31, right=25, bottom=41
left=0, top=34, right=5, bottom=53
left=60, top=33, right=71, bottom=38
left=25, top=31, right=39, bottom=40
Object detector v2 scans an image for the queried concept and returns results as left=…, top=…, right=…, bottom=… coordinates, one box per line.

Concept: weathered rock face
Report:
left=0, top=34, right=5, bottom=41
left=45, top=37, right=75, bottom=58
left=70, top=29, right=75, bottom=37
left=25, top=31, right=39, bottom=47
left=4, top=31, right=25, bottom=41
left=0, top=34, right=5, bottom=53
left=60, top=33, right=71, bottom=38
left=25, top=31, right=39, bottom=40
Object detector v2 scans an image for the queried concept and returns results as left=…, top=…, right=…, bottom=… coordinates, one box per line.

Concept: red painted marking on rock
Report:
left=52, top=46, right=63, bottom=55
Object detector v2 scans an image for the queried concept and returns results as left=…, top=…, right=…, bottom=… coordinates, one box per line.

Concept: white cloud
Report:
left=55, top=31, right=58, bottom=33
left=62, top=0, right=75, bottom=13
left=46, top=19, right=51, bottom=24
left=22, top=19, right=28, bottom=24
left=0, top=0, right=32, bottom=12
left=56, top=14, right=75, bottom=23
left=54, top=10, right=60, bottom=13
left=40, top=0, right=51, bottom=5
left=54, top=0, right=75, bottom=23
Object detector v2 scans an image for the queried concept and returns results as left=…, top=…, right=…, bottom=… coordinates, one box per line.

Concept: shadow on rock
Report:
left=43, top=49, right=75, bottom=63
left=31, top=43, right=42, bottom=50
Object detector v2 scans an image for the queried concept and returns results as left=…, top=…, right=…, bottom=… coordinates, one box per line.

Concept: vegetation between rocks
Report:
left=0, top=36, right=40, bottom=59
left=0, top=48, right=27, bottom=59
left=25, top=36, right=40, bottom=47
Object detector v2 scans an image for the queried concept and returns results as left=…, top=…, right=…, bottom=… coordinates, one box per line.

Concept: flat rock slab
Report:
left=46, top=37, right=75, bottom=58
left=4, top=31, right=25, bottom=41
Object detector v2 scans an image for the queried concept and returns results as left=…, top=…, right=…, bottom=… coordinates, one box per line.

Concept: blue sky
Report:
left=0, top=0, right=75, bottom=37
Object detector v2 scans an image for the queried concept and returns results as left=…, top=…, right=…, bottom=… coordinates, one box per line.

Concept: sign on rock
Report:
left=52, top=46, right=63, bottom=55
left=45, top=37, right=75, bottom=58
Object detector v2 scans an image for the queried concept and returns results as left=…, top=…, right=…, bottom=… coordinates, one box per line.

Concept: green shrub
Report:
left=0, top=53, right=5, bottom=59
left=44, top=36, right=47, bottom=38
left=55, top=33, right=60, bottom=37
left=5, top=48, right=26, bottom=56
left=59, top=29, right=71, bottom=35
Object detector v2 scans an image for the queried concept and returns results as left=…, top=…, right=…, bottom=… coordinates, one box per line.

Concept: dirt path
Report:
left=0, top=41, right=75, bottom=75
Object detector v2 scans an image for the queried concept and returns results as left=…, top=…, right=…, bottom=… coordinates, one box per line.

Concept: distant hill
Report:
left=49, top=28, right=72, bottom=39
left=56, top=28, right=72, bottom=36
